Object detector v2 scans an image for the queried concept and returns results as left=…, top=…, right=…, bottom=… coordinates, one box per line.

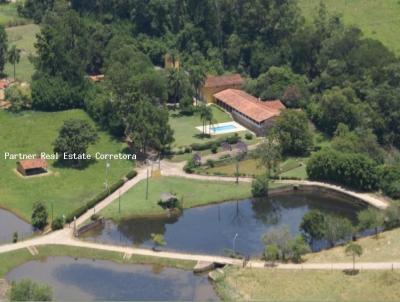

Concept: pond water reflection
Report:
left=82, top=191, right=366, bottom=256
left=6, top=257, right=218, bottom=301
left=0, top=209, right=33, bottom=243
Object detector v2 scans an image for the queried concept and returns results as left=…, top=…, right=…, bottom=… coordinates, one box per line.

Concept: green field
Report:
left=0, top=3, right=29, bottom=27
left=0, top=109, right=133, bottom=221
left=216, top=267, right=400, bottom=301
left=5, top=24, right=39, bottom=82
left=101, top=176, right=253, bottom=220
left=169, top=105, right=254, bottom=148
left=299, top=0, right=400, bottom=55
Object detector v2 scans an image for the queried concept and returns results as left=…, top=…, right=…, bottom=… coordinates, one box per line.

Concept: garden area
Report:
left=0, top=109, right=133, bottom=221
left=168, top=104, right=257, bottom=149
left=100, top=176, right=256, bottom=220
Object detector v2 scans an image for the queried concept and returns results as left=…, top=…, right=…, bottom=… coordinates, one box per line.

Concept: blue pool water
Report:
left=211, top=124, right=237, bottom=133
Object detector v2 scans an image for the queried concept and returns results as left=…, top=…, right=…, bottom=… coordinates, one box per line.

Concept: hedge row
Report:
left=65, top=170, right=137, bottom=223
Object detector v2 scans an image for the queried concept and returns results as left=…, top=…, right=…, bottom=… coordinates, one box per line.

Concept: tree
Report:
left=151, top=233, right=166, bottom=251
left=324, top=215, right=353, bottom=247
left=8, top=279, right=52, bottom=301
left=291, top=235, right=311, bottom=263
left=262, top=225, right=293, bottom=261
left=255, top=136, right=282, bottom=177
left=0, top=25, right=7, bottom=76
left=125, top=99, right=174, bottom=153
left=345, top=242, right=363, bottom=272
left=31, top=202, right=48, bottom=230
left=272, top=109, right=313, bottom=156
left=198, top=104, right=213, bottom=135
left=357, top=208, right=384, bottom=237
left=245, top=66, right=309, bottom=107
left=264, top=244, right=279, bottom=263
left=300, top=210, right=326, bottom=243
left=167, top=68, right=192, bottom=105
left=306, top=148, right=379, bottom=191
left=378, top=165, right=400, bottom=199
left=251, top=173, right=270, bottom=198
left=7, top=45, right=21, bottom=80
left=53, top=119, right=99, bottom=167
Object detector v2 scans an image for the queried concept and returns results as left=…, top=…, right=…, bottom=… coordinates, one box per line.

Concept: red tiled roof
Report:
left=204, top=74, right=244, bottom=88
left=18, top=159, right=48, bottom=170
left=0, top=79, right=13, bottom=89
left=213, top=89, right=285, bottom=123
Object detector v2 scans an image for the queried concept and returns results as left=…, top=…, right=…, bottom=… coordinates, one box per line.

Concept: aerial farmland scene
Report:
left=1, top=0, right=400, bottom=301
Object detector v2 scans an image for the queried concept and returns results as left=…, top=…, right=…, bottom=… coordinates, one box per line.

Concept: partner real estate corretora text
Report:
left=3, top=152, right=137, bottom=161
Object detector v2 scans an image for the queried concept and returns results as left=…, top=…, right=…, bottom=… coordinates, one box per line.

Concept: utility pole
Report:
left=233, top=233, right=238, bottom=254
left=105, top=161, right=110, bottom=195
left=146, top=167, right=149, bottom=200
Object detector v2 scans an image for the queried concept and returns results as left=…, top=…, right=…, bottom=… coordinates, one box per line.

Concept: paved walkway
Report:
left=160, top=161, right=389, bottom=209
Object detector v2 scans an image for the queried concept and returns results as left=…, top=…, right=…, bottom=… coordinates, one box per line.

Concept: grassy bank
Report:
left=305, top=227, right=400, bottom=263
left=0, top=110, right=133, bottom=221
left=101, top=176, right=253, bottom=220
left=299, top=0, right=400, bottom=55
left=0, top=245, right=195, bottom=278
left=216, top=266, right=400, bottom=301
left=5, top=24, right=39, bottom=82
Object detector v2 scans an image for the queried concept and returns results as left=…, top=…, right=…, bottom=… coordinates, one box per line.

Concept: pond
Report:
left=0, top=209, right=33, bottom=244
left=82, top=190, right=366, bottom=256
left=6, top=257, right=218, bottom=301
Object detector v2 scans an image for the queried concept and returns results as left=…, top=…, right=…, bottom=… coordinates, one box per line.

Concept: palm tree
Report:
left=198, top=104, right=208, bottom=135
left=345, top=242, right=363, bottom=272
left=7, top=45, right=21, bottom=80
left=188, top=65, right=206, bottom=105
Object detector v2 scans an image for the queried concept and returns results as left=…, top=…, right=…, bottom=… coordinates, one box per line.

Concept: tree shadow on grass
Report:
left=53, top=158, right=97, bottom=170
left=343, top=269, right=360, bottom=276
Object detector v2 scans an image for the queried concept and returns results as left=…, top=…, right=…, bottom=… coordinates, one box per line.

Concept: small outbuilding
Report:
left=17, top=159, right=48, bottom=176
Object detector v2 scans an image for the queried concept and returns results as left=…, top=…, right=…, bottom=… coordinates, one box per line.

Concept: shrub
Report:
left=90, top=214, right=100, bottom=221
left=206, top=159, right=215, bottom=167
left=184, top=146, right=192, bottom=153
left=384, top=201, right=400, bottom=229
left=226, top=133, right=240, bottom=144
left=65, top=205, right=87, bottom=223
left=126, top=170, right=138, bottom=180
left=252, top=173, right=269, bottom=197
left=378, top=165, right=400, bottom=199
left=31, top=202, right=48, bottom=230
left=5, top=84, right=32, bottom=112
left=9, top=279, right=53, bottom=301
left=51, top=217, right=64, bottom=230
left=184, top=158, right=197, bottom=173
left=13, top=232, right=18, bottom=243
left=211, top=144, right=218, bottom=153
left=245, top=133, right=253, bottom=140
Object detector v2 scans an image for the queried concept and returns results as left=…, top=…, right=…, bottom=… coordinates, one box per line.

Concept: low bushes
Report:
left=190, top=133, right=240, bottom=151
left=65, top=170, right=137, bottom=223
left=51, top=217, right=64, bottom=230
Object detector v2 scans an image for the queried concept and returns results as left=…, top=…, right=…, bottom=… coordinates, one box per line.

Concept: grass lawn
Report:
left=5, top=24, right=39, bottom=82
left=216, top=266, right=400, bottom=301
left=299, top=0, right=400, bottom=55
left=0, top=245, right=195, bottom=278
left=0, top=3, right=30, bottom=27
left=197, top=156, right=308, bottom=179
left=0, top=109, right=133, bottom=221
left=101, top=176, right=252, bottom=220
left=305, top=227, right=400, bottom=263
left=169, top=104, right=254, bottom=148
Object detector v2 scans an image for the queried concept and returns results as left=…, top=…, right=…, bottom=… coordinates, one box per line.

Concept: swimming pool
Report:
left=196, top=121, right=247, bottom=135
left=211, top=124, right=237, bottom=133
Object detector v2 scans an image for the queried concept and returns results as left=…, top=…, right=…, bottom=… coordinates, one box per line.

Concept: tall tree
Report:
left=345, top=242, right=363, bottom=272
left=0, top=25, right=7, bottom=76
left=7, top=45, right=21, bottom=80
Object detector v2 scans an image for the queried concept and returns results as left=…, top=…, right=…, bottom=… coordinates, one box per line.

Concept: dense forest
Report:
left=3, top=0, right=400, bottom=196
